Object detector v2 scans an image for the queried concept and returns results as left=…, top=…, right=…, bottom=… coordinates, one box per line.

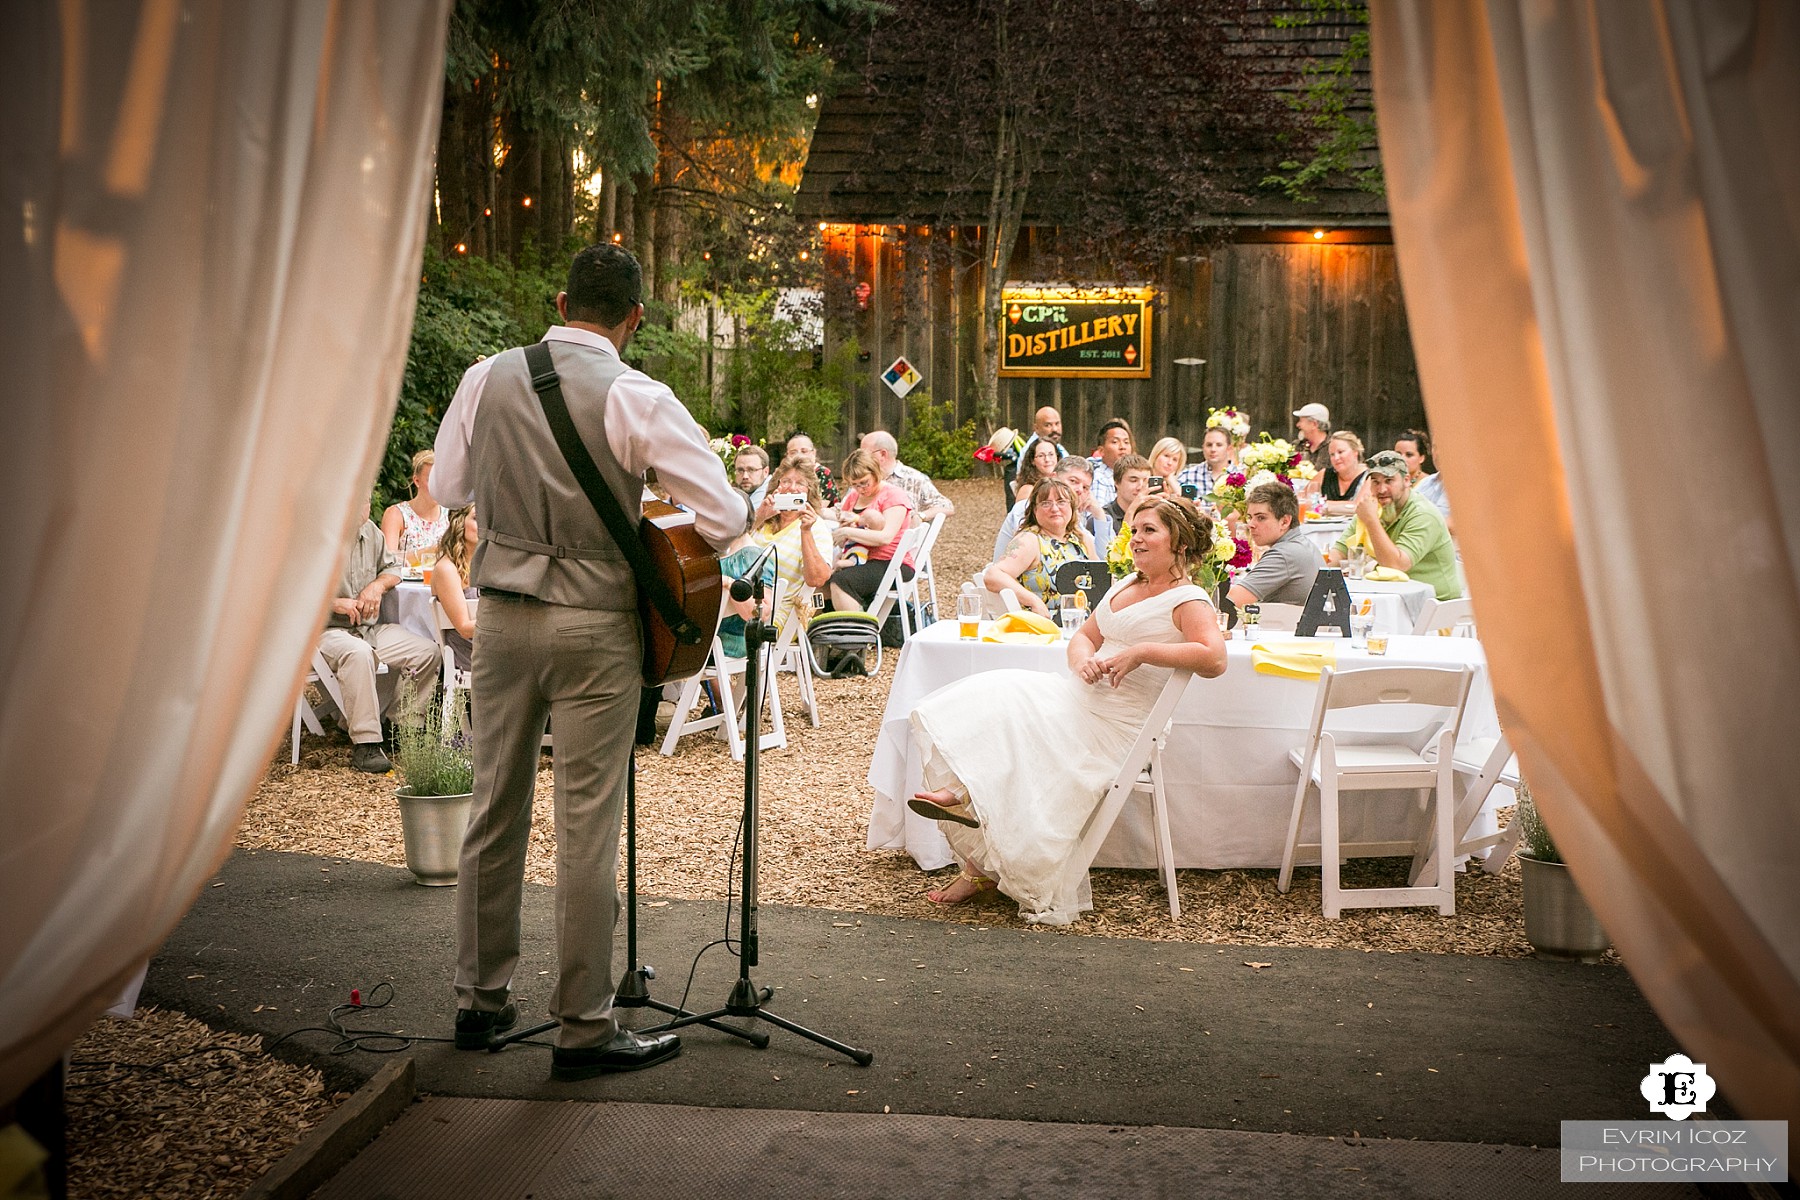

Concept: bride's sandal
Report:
left=908, top=789, right=980, bottom=828
left=927, top=872, right=998, bottom=906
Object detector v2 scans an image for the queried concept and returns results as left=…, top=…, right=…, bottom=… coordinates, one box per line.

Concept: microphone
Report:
left=729, top=541, right=780, bottom=602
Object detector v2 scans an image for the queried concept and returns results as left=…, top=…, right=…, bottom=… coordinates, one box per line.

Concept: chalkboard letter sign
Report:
left=1296, top=568, right=1355, bottom=639
left=998, top=286, right=1154, bottom=379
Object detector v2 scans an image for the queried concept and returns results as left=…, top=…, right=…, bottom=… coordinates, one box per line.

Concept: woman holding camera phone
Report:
left=747, top=457, right=834, bottom=636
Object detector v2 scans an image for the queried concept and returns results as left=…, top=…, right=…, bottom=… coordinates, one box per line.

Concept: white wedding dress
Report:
left=908, top=574, right=1212, bottom=924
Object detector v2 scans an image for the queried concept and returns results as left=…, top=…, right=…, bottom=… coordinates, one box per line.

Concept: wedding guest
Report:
left=750, top=458, right=834, bottom=633
left=1145, top=437, right=1189, bottom=502
left=1226, top=484, right=1320, bottom=608
left=733, top=444, right=772, bottom=508
left=827, top=448, right=916, bottom=612
left=382, top=448, right=448, bottom=558
left=1316, top=431, right=1369, bottom=515
left=1013, top=438, right=1062, bottom=508
left=430, top=505, right=481, bottom=672
left=1395, top=428, right=1453, bottom=533
left=860, top=430, right=955, bottom=521
left=1328, top=451, right=1462, bottom=600
left=908, top=497, right=1227, bottom=919
left=993, top=456, right=1113, bottom=561
left=320, top=512, right=440, bottom=773
left=1105, top=454, right=1153, bottom=529
left=783, top=431, right=837, bottom=507
left=1009, top=406, right=1067, bottom=508
left=1087, top=418, right=1133, bottom=507
left=984, top=478, right=1097, bottom=616
left=1188, top=427, right=1236, bottom=499
left=1293, top=403, right=1331, bottom=474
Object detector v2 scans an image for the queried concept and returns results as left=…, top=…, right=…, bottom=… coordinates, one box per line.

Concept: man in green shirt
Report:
left=1329, top=450, right=1462, bottom=600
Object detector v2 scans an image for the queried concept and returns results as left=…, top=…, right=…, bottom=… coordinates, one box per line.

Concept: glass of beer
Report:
left=957, top=591, right=982, bottom=640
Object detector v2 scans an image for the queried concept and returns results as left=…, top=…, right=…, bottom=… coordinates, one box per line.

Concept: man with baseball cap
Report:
left=1328, top=450, right=1462, bottom=600
left=1293, top=403, right=1332, bottom=473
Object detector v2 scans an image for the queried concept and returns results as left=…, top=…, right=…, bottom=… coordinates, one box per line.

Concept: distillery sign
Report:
left=998, top=286, right=1153, bottom=379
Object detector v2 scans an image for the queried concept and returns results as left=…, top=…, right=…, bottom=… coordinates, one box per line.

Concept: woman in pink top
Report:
left=827, top=448, right=916, bottom=613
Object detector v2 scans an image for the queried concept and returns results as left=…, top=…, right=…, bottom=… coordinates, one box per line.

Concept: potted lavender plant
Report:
left=1516, top=784, right=1609, bottom=961
left=392, top=699, right=474, bottom=886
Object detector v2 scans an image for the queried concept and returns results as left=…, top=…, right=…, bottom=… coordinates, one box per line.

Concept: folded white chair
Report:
left=431, top=595, right=478, bottom=732
left=858, top=521, right=928, bottom=674
left=913, top=513, right=946, bottom=618
left=1412, top=596, right=1476, bottom=637
left=1069, top=669, right=1194, bottom=920
left=290, top=646, right=385, bottom=764
left=658, top=634, right=786, bottom=761
left=1409, top=732, right=1523, bottom=882
left=1277, top=664, right=1474, bottom=918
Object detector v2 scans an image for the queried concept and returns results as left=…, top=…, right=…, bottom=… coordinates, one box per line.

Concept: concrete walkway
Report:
left=146, top=849, right=1698, bottom=1196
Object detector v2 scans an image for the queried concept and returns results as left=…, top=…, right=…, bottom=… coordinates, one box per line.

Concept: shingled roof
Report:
left=797, top=0, right=1384, bottom=228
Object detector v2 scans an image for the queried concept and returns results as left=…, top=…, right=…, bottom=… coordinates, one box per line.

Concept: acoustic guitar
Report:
left=638, top=497, right=723, bottom=686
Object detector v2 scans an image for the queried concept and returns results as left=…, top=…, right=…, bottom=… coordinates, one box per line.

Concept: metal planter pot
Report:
left=396, top=787, right=473, bottom=886
left=1520, top=853, right=1610, bottom=962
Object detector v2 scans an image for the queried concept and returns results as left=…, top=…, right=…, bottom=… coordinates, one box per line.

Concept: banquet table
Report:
left=1345, top=578, right=1436, bottom=635
left=1298, top=515, right=1350, bottom=556
left=867, top=621, right=1504, bottom=872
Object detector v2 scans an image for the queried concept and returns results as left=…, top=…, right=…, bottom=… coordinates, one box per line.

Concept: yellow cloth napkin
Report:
left=981, top=610, right=1061, bottom=644
left=1365, top=565, right=1410, bottom=582
left=1345, top=518, right=1375, bottom=554
left=1252, top=640, right=1338, bottom=679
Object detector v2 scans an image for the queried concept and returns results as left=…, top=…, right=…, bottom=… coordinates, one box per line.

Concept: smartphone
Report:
left=1181, top=482, right=1200, bottom=500
left=772, top=492, right=805, bottom=512
left=1148, top=475, right=1164, bottom=490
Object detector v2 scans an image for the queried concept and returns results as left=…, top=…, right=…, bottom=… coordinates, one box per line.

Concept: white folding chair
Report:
left=659, top=610, right=789, bottom=761
left=1412, top=596, right=1476, bottom=637
left=1068, top=669, right=1195, bottom=920
left=912, top=513, right=946, bottom=618
left=765, top=582, right=820, bottom=728
left=1254, top=602, right=1304, bottom=632
left=858, top=522, right=928, bottom=674
left=1409, top=732, right=1523, bottom=881
left=431, top=596, right=478, bottom=732
left=1277, top=665, right=1474, bottom=918
left=290, top=646, right=385, bottom=764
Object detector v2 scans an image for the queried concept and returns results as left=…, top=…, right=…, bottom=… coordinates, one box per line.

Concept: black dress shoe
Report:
left=550, top=1029, right=681, bottom=1081
left=453, top=1002, right=517, bottom=1049
left=350, top=742, right=392, bottom=773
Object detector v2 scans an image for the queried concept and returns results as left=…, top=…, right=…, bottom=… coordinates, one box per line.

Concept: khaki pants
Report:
left=317, top=623, right=439, bottom=743
left=452, top=596, right=640, bottom=1049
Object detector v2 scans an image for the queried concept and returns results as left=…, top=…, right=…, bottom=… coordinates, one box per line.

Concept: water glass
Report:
left=1060, top=605, right=1085, bottom=639
left=1352, top=614, right=1374, bottom=648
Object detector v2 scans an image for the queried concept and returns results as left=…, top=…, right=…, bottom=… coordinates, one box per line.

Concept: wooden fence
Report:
left=819, top=226, right=1425, bottom=467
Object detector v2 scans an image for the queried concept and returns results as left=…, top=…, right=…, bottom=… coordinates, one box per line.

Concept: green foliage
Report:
left=627, top=287, right=853, bottom=445
left=896, top=389, right=977, bottom=481
left=1515, top=783, right=1560, bottom=864
left=1261, top=1, right=1383, bottom=202
left=378, top=247, right=563, bottom=514
left=393, top=696, right=474, bottom=798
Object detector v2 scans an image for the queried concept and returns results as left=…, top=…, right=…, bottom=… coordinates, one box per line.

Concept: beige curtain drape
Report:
left=1371, top=0, right=1799, bottom=1123
left=0, top=0, right=450, bottom=1103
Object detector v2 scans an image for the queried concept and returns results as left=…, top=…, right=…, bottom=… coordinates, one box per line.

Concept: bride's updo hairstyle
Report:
left=1136, top=496, right=1214, bottom=584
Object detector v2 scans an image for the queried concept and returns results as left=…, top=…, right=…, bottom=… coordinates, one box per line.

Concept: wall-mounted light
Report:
left=1312, top=229, right=1326, bottom=240
left=818, top=222, right=828, bottom=231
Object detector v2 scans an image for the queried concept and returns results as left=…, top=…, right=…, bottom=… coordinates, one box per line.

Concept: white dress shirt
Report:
left=433, top=325, right=746, bottom=551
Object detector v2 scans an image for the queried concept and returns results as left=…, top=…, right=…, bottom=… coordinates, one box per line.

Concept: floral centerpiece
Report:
left=1106, top=522, right=1249, bottom=592
left=708, top=433, right=753, bottom=469
left=1205, top=407, right=1252, bottom=442
left=1212, top=435, right=1319, bottom=518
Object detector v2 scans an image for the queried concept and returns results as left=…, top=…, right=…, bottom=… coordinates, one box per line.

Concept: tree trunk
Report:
left=601, top=167, right=618, bottom=242
left=631, top=172, right=655, bottom=287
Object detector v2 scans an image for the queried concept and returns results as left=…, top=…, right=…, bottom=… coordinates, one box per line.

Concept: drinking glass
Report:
left=1215, top=607, right=1231, bottom=639
left=1060, top=604, right=1085, bottom=639
left=956, top=591, right=982, bottom=640
left=1351, top=614, right=1374, bottom=648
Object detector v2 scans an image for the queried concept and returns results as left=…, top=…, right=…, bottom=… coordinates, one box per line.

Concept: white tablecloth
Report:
left=1299, top=516, right=1350, bottom=555
left=1345, top=579, right=1437, bottom=635
left=867, top=622, right=1504, bottom=872
left=382, top=580, right=437, bottom=643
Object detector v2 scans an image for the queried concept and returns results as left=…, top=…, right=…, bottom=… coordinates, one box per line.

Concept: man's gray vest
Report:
left=469, top=340, right=640, bottom=609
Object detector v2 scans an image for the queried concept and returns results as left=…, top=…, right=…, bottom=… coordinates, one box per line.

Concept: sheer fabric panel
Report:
left=1370, top=0, right=1799, bottom=1122
left=0, top=0, right=449, bottom=1101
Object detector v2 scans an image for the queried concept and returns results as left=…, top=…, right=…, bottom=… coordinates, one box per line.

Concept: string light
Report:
left=455, top=242, right=467, bottom=253
left=611, top=232, right=622, bottom=243
left=522, top=196, right=532, bottom=208
left=484, top=208, right=491, bottom=216
left=798, top=250, right=809, bottom=261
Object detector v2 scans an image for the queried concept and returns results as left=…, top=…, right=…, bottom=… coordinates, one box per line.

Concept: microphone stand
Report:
left=650, top=563, right=873, bottom=1066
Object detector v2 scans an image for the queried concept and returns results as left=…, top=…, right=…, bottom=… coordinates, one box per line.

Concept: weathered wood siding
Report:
left=821, top=227, right=1424, bottom=466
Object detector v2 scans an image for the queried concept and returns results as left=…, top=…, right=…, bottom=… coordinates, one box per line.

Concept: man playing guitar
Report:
left=433, top=244, right=747, bottom=1081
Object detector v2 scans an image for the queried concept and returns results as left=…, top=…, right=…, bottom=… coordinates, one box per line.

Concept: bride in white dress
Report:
left=907, top=498, right=1228, bottom=924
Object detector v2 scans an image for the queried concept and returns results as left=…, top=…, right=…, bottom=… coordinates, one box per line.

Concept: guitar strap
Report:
left=523, top=341, right=705, bottom=647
